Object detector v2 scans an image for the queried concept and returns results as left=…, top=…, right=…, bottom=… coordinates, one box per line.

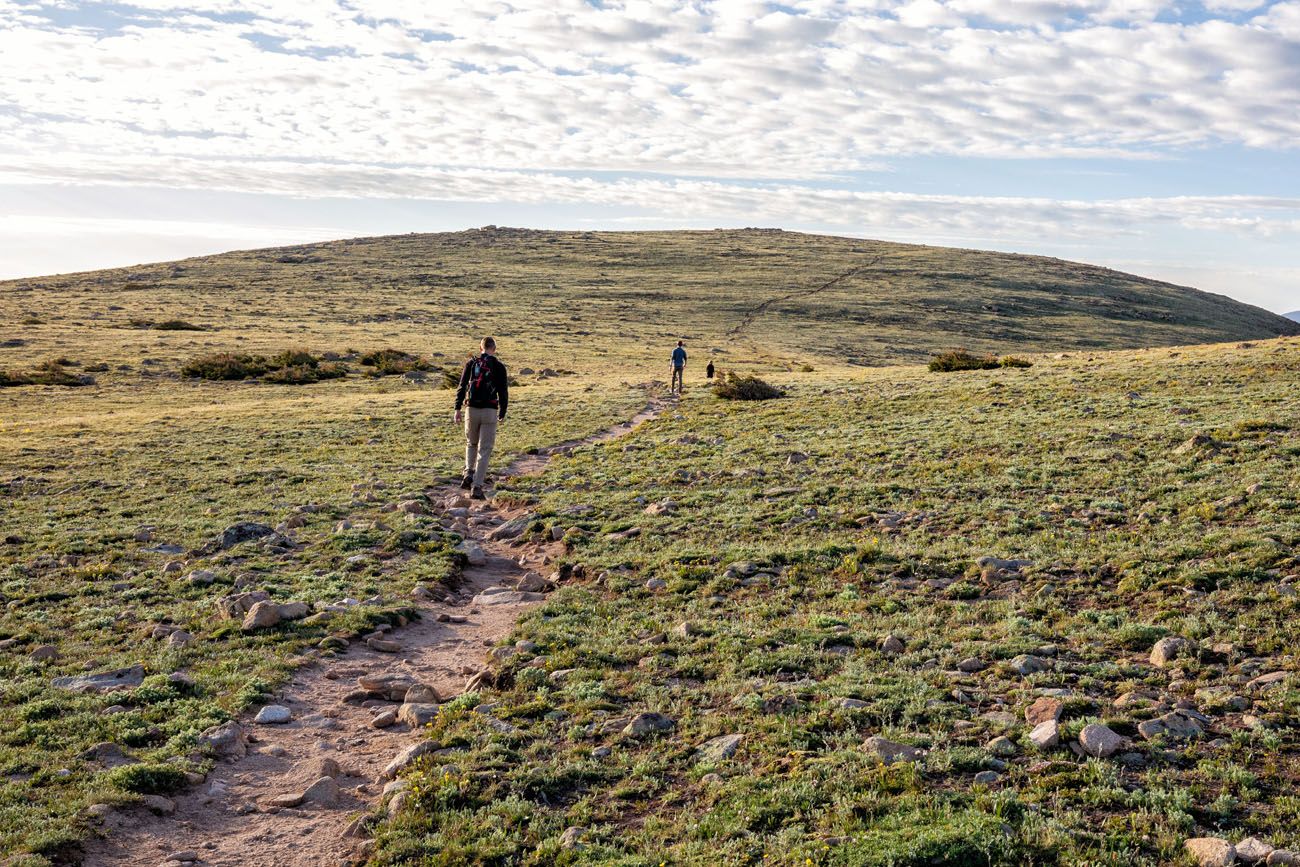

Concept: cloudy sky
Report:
left=2, top=0, right=1298, bottom=312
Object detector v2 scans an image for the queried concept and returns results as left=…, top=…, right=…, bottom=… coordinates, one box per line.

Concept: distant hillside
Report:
left=1286, top=310, right=1300, bottom=323
left=3, top=228, right=1295, bottom=370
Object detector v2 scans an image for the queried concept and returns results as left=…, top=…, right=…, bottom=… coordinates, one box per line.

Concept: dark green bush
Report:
left=267, top=348, right=318, bottom=369
left=182, top=353, right=268, bottom=380
left=929, top=350, right=1000, bottom=372
left=152, top=319, right=205, bottom=331
left=0, top=360, right=91, bottom=388
left=105, top=763, right=189, bottom=795
left=713, top=372, right=784, bottom=401
left=999, top=356, right=1033, bottom=368
left=360, top=348, right=432, bottom=377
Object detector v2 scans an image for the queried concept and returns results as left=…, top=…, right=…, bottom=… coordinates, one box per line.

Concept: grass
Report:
left=712, top=371, right=784, bottom=400
left=0, top=228, right=1297, bottom=864
left=372, top=337, right=1300, bottom=866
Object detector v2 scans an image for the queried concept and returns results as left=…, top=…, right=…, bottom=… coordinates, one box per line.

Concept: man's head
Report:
left=677, top=340, right=684, bottom=347
left=481, top=336, right=496, bottom=355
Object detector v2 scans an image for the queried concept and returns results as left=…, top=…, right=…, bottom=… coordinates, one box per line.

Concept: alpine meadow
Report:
left=1, top=228, right=1299, bottom=867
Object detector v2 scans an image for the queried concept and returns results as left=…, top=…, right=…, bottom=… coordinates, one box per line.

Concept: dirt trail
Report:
left=80, top=397, right=666, bottom=867
left=726, top=257, right=882, bottom=338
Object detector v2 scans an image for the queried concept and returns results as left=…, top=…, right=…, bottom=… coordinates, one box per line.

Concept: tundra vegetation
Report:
left=0, top=228, right=1297, bottom=865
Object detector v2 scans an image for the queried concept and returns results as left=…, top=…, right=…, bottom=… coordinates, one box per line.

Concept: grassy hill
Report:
left=0, top=230, right=1297, bottom=865
left=3, top=229, right=1295, bottom=380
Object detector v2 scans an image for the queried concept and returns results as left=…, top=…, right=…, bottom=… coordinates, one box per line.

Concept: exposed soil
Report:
left=78, top=398, right=664, bottom=867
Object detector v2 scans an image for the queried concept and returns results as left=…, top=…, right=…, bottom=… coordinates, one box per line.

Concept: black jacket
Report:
left=455, top=354, right=509, bottom=418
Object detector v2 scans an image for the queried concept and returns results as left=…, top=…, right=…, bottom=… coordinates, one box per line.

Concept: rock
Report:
left=165, top=630, right=193, bottom=649
left=382, top=741, right=437, bottom=780
left=644, top=577, right=667, bottom=591
left=1150, top=636, right=1193, bottom=667
left=1006, top=654, right=1049, bottom=676
left=358, top=673, right=418, bottom=701
left=186, top=569, right=217, bottom=586
left=397, top=702, right=440, bottom=727
left=880, top=634, right=905, bottom=655
left=86, top=803, right=114, bottom=821
left=457, top=541, right=487, bottom=566
left=1028, top=720, right=1060, bottom=749
left=516, top=571, right=548, bottom=592
left=973, top=770, right=1000, bottom=785
left=471, top=590, right=545, bottom=605
left=1268, top=851, right=1299, bottom=866
left=696, top=734, right=742, bottom=763
left=141, top=795, right=176, bottom=815
left=986, top=735, right=1017, bottom=757
left=1174, top=434, right=1223, bottom=455
left=371, top=710, right=398, bottom=728
left=405, top=683, right=440, bottom=704
left=164, top=852, right=199, bottom=863
left=645, top=499, right=677, bottom=515
left=1184, top=837, right=1236, bottom=867
left=1078, top=723, right=1127, bottom=758
left=367, top=638, right=401, bottom=653
left=489, top=515, right=533, bottom=541
left=623, top=712, right=675, bottom=737
left=835, top=697, right=869, bottom=709
left=1247, top=671, right=1288, bottom=690
left=254, top=705, right=292, bottom=725
left=559, top=826, right=586, bottom=850
left=277, top=601, right=310, bottom=620
left=976, top=556, right=1032, bottom=574
left=1236, top=838, right=1274, bottom=864
left=28, top=644, right=58, bottom=663
left=52, top=664, right=144, bottom=693
left=606, top=527, right=643, bottom=542
left=1137, top=710, right=1204, bottom=741
left=1025, top=696, right=1064, bottom=725
left=956, top=657, right=985, bottom=673
left=786, top=451, right=808, bottom=465
left=80, top=742, right=136, bottom=768
left=216, top=590, right=271, bottom=619
left=161, top=561, right=184, bottom=575
left=301, top=775, right=340, bottom=806
left=209, top=522, right=277, bottom=551
left=864, top=736, right=922, bottom=764
left=241, top=600, right=282, bottom=631
left=199, top=720, right=247, bottom=759
left=397, top=500, right=428, bottom=515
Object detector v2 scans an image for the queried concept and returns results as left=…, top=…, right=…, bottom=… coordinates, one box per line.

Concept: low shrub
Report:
left=360, top=348, right=432, bottom=378
left=267, top=349, right=318, bottom=369
left=152, top=319, right=206, bottom=331
left=999, top=356, right=1033, bottom=368
left=0, top=360, right=92, bottom=388
left=105, top=763, right=190, bottom=795
left=262, top=362, right=348, bottom=384
left=182, top=353, right=268, bottom=381
left=714, top=371, right=784, bottom=401
left=929, top=349, right=1000, bottom=372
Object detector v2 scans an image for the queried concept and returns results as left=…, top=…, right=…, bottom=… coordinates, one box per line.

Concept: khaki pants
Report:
left=671, top=366, right=684, bottom=393
left=464, top=407, right=498, bottom=487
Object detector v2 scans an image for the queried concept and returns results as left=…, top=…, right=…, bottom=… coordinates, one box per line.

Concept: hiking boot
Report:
left=459, top=474, right=473, bottom=489
left=470, top=486, right=486, bottom=500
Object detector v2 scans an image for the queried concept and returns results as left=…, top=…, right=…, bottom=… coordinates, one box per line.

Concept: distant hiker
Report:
left=454, top=336, right=509, bottom=500
left=671, top=340, right=687, bottom=394
left=706, top=359, right=715, bottom=380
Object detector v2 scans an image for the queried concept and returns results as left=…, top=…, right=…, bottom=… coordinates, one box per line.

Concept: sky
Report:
left=1, top=0, right=1298, bottom=313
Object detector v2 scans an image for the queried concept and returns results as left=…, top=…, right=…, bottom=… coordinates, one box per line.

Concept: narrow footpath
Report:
left=79, top=398, right=666, bottom=867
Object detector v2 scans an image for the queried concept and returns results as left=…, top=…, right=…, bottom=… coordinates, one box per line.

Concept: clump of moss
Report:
left=713, top=371, right=784, bottom=400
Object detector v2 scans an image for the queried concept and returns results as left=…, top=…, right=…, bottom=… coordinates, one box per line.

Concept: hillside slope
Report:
left=3, top=229, right=1295, bottom=374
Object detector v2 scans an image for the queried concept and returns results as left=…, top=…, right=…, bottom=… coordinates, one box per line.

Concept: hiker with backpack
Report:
left=671, top=340, right=687, bottom=394
left=454, top=336, right=509, bottom=500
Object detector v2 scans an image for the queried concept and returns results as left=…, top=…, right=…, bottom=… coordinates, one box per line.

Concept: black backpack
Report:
left=466, top=354, right=498, bottom=406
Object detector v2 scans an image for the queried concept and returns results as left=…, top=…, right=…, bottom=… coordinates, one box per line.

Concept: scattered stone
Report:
left=623, top=712, right=675, bottom=737
left=1029, top=720, right=1060, bottom=749
left=489, top=515, right=533, bottom=541
left=163, top=851, right=199, bottom=863
left=977, top=556, right=1033, bottom=575
left=864, top=736, right=922, bottom=764
left=973, top=770, right=1000, bottom=785
left=1138, top=710, right=1204, bottom=741
left=186, top=569, right=217, bottom=586
left=254, top=705, right=292, bottom=725
left=382, top=741, right=437, bottom=780
left=559, top=826, right=586, bottom=850
left=165, top=630, right=193, bottom=649
left=1025, top=696, right=1064, bottom=725
left=644, top=577, right=667, bottom=591
left=1150, top=636, right=1193, bottom=668
left=28, top=644, right=58, bottom=663
left=207, top=522, right=277, bottom=552
left=1078, top=723, right=1127, bottom=758
left=277, top=601, right=310, bottom=620
left=301, top=775, right=340, bottom=806
left=141, top=795, right=175, bottom=815
left=696, top=734, right=743, bottom=763
left=367, top=638, right=401, bottom=653
left=835, top=697, right=869, bottom=709
left=645, top=499, right=677, bottom=515
left=516, top=571, right=548, bottom=592
left=1247, top=671, right=1287, bottom=690
left=52, top=664, right=144, bottom=693
left=397, top=702, right=440, bottom=727
left=1174, top=434, right=1223, bottom=455
left=880, top=634, right=905, bottom=655
left=216, top=590, right=271, bottom=620
left=241, top=600, right=282, bottom=631
left=1006, top=654, right=1049, bottom=676
left=80, top=742, right=136, bottom=768
left=471, top=590, right=545, bottom=605
left=457, top=541, right=487, bottom=566
left=199, top=720, right=247, bottom=759
left=357, top=673, right=418, bottom=701
left=397, top=500, right=428, bottom=515
left=1236, top=838, right=1274, bottom=864
left=956, top=657, right=985, bottom=673
left=1184, top=837, right=1236, bottom=867
left=1268, top=851, right=1299, bottom=866
left=371, top=710, right=397, bottom=729
left=405, top=683, right=440, bottom=704
left=986, top=735, right=1017, bottom=757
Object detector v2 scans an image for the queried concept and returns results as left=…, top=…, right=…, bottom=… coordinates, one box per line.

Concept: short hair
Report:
left=677, top=340, right=684, bottom=346
left=481, top=336, right=496, bottom=351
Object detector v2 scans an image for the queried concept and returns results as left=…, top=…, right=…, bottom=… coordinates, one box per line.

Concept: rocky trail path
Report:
left=80, top=397, right=667, bottom=867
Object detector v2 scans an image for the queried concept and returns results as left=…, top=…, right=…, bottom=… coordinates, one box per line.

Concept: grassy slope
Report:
left=379, top=338, right=1300, bottom=867
left=1, top=228, right=1297, bottom=863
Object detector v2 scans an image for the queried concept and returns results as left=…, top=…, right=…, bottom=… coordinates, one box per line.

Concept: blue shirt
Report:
left=672, top=347, right=687, bottom=367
